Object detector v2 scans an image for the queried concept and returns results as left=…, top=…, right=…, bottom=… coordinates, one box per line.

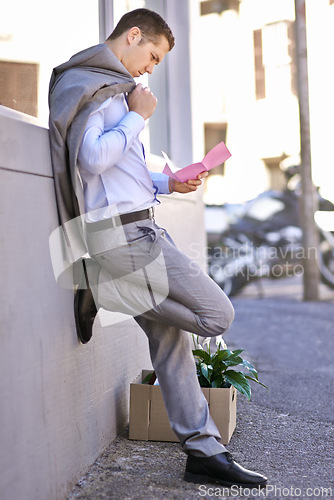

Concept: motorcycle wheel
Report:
left=208, top=260, right=248, bottom=296
left=318, top=236, right=334, bottom=289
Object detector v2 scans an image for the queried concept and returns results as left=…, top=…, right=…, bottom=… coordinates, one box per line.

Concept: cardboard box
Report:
left=129, top=370, right=237, bottom=445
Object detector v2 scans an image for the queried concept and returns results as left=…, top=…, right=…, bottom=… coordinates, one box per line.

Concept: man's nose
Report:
left=145, top=64, right=154, bottom=74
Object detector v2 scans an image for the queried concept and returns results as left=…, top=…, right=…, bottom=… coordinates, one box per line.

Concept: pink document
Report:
left=162, top=141, right=231, bottom=183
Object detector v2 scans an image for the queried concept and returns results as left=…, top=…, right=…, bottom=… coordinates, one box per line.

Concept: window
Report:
left=253, top=20, right=296, bottom=100
left=204, top=123, right=227, bottom=176
left=253, top=29, right=265, bottom=100
left=0, top=60, right=38, bottom=117
left=263, top=157, right=287, bottom=191
left=200, top=0, right=240, bottom=15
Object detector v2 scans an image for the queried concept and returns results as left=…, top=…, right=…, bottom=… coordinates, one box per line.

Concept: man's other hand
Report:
left=169, top=171, right=208, bottom=194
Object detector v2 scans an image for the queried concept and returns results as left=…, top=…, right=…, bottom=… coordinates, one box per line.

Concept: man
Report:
left=48, top=8, right=267, bottom=488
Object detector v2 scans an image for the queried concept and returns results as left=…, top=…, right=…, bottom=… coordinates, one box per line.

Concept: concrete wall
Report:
left=0, top=105, right=207, bottom=499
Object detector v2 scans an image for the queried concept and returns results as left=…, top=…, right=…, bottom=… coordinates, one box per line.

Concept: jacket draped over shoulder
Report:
left=48, top=43, right=135, bottom=288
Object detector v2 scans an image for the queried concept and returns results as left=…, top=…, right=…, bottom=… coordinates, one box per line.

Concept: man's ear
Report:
left=127, top=26, right=141, bottom=45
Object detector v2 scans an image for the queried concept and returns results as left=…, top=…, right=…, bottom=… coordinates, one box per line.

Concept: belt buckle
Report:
left=148, top=207, right=154, bottom=220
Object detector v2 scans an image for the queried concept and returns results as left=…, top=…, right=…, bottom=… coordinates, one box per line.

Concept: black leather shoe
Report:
left=74, top=260, right=98, bottom=344
left=184, top=452, right=267, bottom=487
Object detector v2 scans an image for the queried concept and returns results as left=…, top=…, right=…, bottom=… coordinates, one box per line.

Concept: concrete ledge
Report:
left=0, top=105, right=52, bottom=176
left=0, top=105, right=152, bottom=500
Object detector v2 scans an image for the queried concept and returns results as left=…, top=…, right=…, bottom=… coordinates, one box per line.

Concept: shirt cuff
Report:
left=119, top=111, right=146, bottom=136
left=150, top=172, right=170, bottom=195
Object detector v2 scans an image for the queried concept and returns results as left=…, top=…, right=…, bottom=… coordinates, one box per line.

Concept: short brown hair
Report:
left=107, top=8, right=175, bottom=51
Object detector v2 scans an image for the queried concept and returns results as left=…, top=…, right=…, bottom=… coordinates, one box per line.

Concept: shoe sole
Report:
left=184, top=470, right=268, bottom=488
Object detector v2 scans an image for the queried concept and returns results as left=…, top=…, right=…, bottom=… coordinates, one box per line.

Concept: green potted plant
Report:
left=192, top=334, right=268, bottom=400
left=189, top=334, right=268, bottom=443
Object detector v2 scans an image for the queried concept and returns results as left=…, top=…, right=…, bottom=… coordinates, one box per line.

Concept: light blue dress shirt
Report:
left=77, top=93, right=170, bottom=221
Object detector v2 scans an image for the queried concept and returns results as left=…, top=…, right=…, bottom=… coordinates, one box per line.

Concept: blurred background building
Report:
left=1, top=0, right=333, bottom=206
left=196, top=0, right=334, bottom=208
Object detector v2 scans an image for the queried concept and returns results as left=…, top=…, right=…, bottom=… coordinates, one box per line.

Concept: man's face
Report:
left=122, top=33, right=170, bottom=78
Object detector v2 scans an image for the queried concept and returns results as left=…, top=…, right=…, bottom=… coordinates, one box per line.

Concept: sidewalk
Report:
left=67, top=277, right=334, bottom=499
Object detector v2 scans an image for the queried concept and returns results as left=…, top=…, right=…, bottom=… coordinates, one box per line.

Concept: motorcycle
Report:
left=207, top=167, right=334, bottom=296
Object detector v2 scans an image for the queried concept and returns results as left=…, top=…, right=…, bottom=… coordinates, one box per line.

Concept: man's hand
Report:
left=169, top=172, right=208, bottom=194
left=127, top=83, right=157, bottom=120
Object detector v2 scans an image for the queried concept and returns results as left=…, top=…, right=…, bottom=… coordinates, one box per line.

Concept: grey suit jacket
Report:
left=48, top=43, right=135, bottom=287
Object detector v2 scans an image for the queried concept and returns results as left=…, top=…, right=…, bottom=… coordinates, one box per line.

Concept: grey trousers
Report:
left=86, top=218, right=235, bottom=457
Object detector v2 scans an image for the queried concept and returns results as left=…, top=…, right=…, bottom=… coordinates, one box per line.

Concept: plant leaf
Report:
left=244, top=374, right=268, bottom=391
left=229, top=349, right=244, bottom=357
left=200, top=363, right=213, bottom=384
left=212, top=349, right=230, bottom=363
left=224, top=356, right=244, bottom=367
left=198, top=374, right=211, bottom=387
left=241, top=359, right=259, bottom=380
left=222, top=349, right=244, bottom=359
left=142, top=372, right=154, bottom=384
left=212, top=360, right=228, bottom=375
left=224, top=370, right=252, bottom=400
left=212, top=351, right=228, bottom=367
left=211, top=376, right=223, bottom=388
left=192, top=349, right=211, bottom=365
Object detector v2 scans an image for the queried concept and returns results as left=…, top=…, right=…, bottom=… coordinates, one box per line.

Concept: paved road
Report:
left=68, top=277, right=334, bottom=499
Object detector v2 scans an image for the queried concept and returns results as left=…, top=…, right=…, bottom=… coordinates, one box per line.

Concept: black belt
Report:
left=85, top=207, right=154, bottom=234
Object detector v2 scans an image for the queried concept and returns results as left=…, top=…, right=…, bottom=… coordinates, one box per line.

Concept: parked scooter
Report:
left=208, top=167, right=334, bottom=296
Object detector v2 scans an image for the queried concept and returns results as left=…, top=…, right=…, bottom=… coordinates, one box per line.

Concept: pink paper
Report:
left=162, top=141, right=231, bottom=183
